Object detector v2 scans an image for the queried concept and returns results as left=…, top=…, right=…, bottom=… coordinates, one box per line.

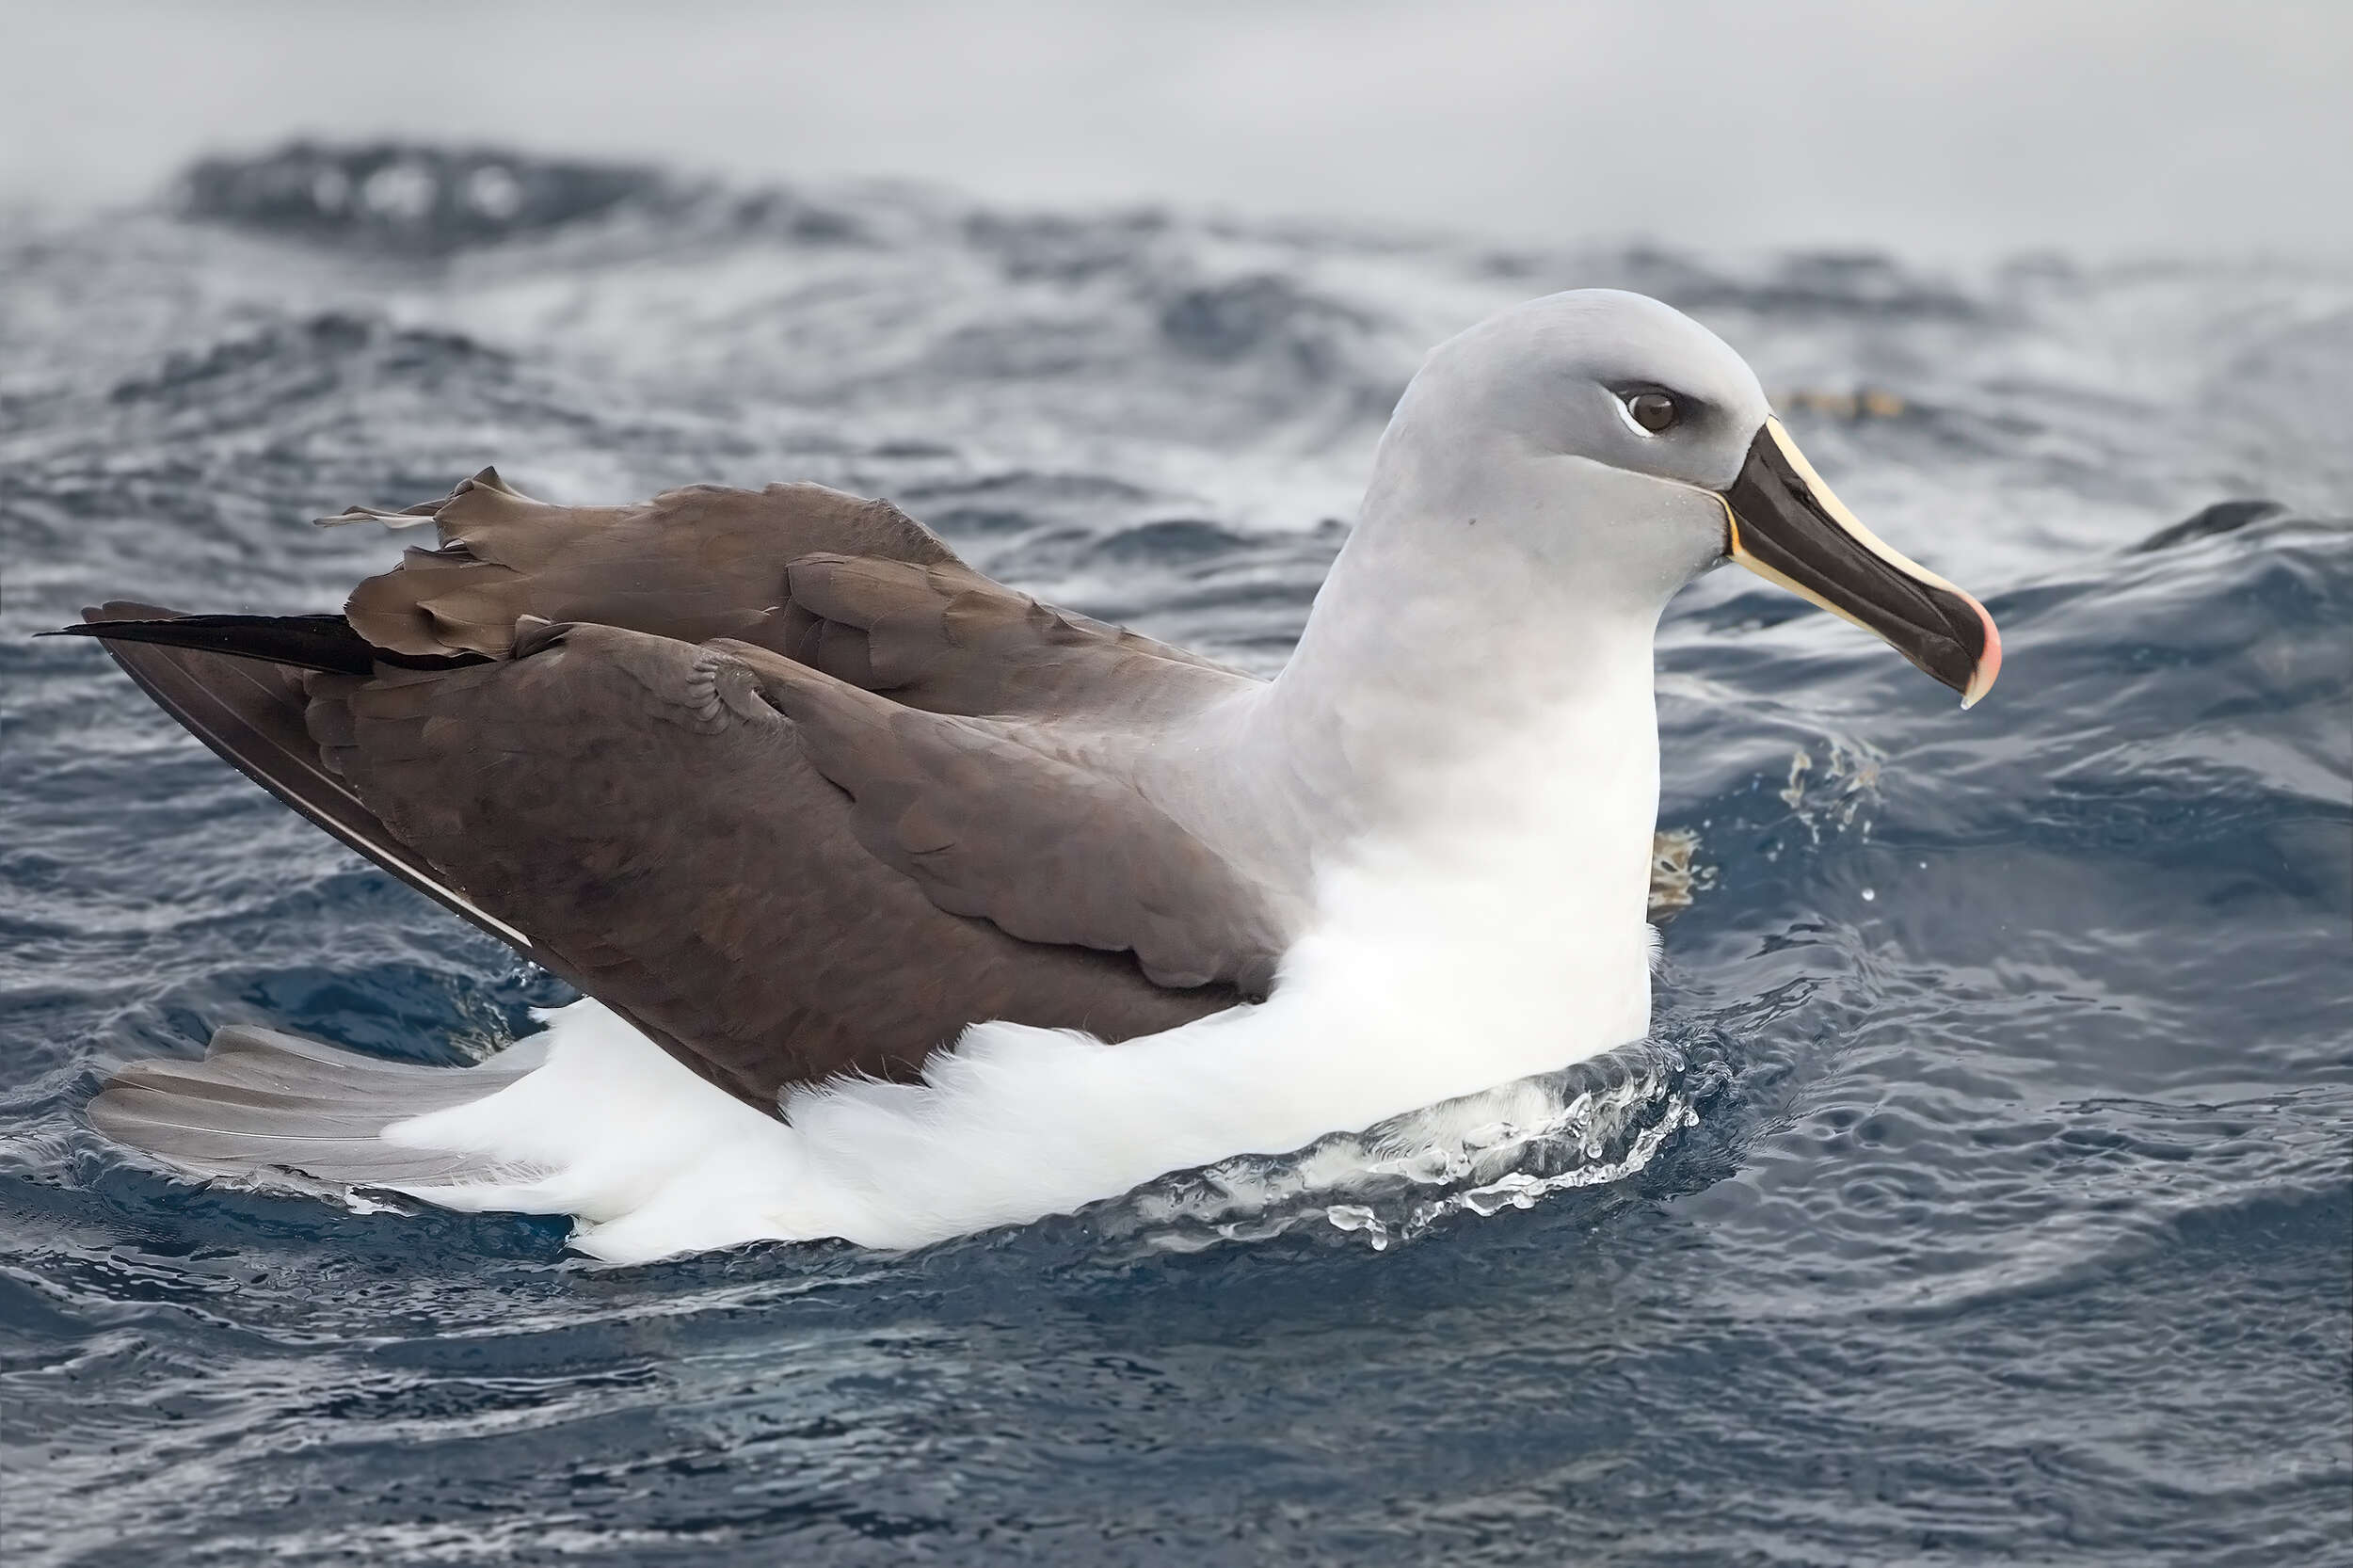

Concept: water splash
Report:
left=1088, top=1041, right=1715, bottom=1256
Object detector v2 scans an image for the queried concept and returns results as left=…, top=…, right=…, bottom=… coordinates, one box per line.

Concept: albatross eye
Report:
left=1624, top=391, right=1681, bottom=434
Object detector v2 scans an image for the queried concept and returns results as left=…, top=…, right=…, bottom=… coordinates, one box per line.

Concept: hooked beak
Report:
left=1720, top=417, right=2001, bottom=708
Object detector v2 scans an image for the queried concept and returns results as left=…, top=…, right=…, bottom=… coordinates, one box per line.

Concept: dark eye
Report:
left=1625, top=391, right=1681, bottom=434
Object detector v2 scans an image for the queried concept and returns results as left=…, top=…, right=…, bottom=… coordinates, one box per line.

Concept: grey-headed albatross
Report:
left=56, top=290, right=1998, bottom=1260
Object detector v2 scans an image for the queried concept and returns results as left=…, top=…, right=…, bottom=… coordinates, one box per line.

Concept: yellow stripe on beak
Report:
left=1722, top=418, right=2000, bottom=708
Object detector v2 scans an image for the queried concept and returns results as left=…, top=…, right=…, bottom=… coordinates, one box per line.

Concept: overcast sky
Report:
left=1, top=0, right=2342, bottom=258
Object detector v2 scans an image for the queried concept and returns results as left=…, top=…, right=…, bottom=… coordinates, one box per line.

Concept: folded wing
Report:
left=73, top=473, right=1269, bottom=1115
left=302, top=621, right=1235, bottom=1108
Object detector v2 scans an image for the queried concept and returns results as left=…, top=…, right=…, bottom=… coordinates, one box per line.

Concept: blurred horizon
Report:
left=2, top=0, right=2345, bottom=262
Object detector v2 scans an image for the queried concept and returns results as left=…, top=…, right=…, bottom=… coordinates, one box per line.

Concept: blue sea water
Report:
left=2, top=146, right=2348, bottom=1564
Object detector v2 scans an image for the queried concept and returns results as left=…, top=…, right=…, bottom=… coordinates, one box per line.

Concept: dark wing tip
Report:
left=43, top=612, right=493, bottom=676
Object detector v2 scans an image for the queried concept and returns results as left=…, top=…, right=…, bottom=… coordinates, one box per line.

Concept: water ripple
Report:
left=2, top=142, right=2347, bottom=1566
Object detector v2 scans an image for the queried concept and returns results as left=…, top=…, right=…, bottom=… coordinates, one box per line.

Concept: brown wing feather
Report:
left=332, top=469, right=1254, bottom=721
left=720, top=640, right=1284, bottom=995
left=334, top=469, right=957, bottom=659
left=83, top=473, right=1264, bottom=1113
left=77, top=602, right=548, bottom=960
left=777, top=553, right=1253, bottom=719
left=305, top=620, right=1235, bottom=1110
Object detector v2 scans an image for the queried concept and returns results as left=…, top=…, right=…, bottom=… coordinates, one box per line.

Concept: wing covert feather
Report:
left=335, top=468, right=1255, bottom=727
left=336, top=470, right=956, bottom=660
left=307, top=622, right=1235, bottom=1110
left=777, top=553, right=1254, bottom=720
left=720, top=641, right=1284, bottom=996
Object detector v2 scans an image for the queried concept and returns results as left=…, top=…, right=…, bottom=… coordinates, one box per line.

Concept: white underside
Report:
left=382, top=819, right=1657, bottom=1263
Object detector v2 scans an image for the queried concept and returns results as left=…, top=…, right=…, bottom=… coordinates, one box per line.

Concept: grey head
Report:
left=1373, top=288, right=1999, bottom=703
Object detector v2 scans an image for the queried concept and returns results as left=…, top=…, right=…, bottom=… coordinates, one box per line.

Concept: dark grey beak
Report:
left=1720, top=417, right=2001, bottom=706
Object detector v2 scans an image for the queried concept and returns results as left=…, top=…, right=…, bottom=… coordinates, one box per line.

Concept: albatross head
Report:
left=1372, top=288, right=1999, bottom=707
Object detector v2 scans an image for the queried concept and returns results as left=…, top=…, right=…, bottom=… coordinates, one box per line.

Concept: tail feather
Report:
left=90, top=1025, right=550, bottom=1190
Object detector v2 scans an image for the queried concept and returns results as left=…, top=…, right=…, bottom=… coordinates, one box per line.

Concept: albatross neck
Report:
left=1248, top=446, right=1672, bottom=858
left=1204, top=462, right=1670, bottom=1049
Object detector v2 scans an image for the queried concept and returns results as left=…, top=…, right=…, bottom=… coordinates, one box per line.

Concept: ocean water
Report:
left=2, top=145, right=2348, bottom=1564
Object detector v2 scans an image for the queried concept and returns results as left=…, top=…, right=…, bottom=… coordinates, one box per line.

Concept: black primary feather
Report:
left=41, top=614, right=488, bottom=675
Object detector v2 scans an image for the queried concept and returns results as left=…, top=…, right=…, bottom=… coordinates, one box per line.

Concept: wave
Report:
left=177, top=141, right=675, bottom=253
